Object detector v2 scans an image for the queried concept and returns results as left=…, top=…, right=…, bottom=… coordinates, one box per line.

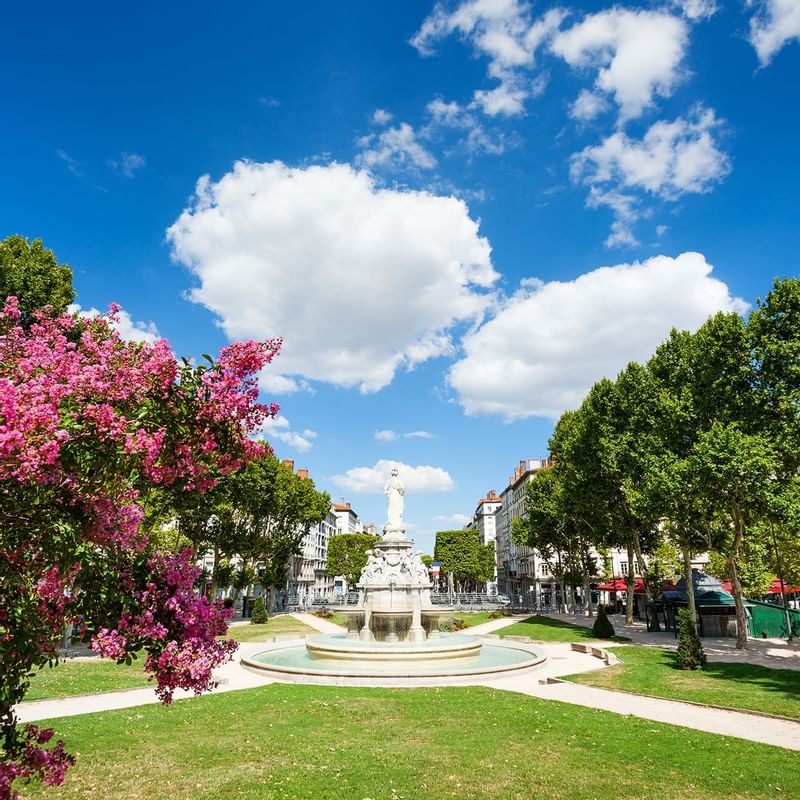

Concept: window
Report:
left=620, top=561, right=628, bottom=575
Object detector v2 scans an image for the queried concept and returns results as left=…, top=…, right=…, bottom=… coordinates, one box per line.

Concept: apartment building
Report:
left=467, top=490, right=502, bottom=592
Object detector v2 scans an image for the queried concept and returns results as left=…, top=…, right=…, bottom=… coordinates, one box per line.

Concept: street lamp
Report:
left=771, top=524, right=794, bottom=642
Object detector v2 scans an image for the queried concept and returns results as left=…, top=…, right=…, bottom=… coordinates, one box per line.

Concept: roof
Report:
left=331, top=503, right=354, bottom=512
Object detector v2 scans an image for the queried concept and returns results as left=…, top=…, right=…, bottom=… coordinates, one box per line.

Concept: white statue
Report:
left=384, top=467, right=405, bottom=531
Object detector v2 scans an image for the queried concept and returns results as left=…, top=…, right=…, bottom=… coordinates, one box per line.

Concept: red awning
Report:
left=720, top=578, right=800, bottom=594
left=595, top=578, right=645, bottom=592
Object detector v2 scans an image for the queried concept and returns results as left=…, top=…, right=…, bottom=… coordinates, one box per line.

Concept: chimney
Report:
left=520, top=459, right=526, bottom=472
left=283, top=459, right=295, bottom=471
left=297, top=468, right=308, bottom=480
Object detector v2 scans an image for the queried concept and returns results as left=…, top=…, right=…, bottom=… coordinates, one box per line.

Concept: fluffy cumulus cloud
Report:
left=672, top=1, right=719, bottom=21
left=259, top=415, right=317, bottom=453
left=748, top=0, right=800, bottom=65
left=167, top=161, right=497, bottom=393
left=356, top=123, right=437, bottom=170
left=572, top=106, right=730, bottom=246
left=551, top=8, right=689, bottom=122
left=332, top=459, right=455, bottom=494
left=69, top=303, right=161, bottom=344
left=569, top=88, right=609, bottom=121
left=448, top=252, right=748, bottom=420
left=411, top=1, right=566, bottom=117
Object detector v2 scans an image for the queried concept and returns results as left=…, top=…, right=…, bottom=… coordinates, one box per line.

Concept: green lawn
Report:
left=224, top=616, right=317, bottom=643
left=495, top=614, right=630, bottom=642
left=25, top=659, right=151, bottom=701
left=565, top=645, right=800, bottom=719
left=23, top=684, right=800, bottom=800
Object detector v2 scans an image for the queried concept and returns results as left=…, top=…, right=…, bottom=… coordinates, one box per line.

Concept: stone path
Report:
left=482, top=675, right=800, bottom=751
left=289, top=611, right=346, bottom=634
left=543, top=611, right=800, bottom=670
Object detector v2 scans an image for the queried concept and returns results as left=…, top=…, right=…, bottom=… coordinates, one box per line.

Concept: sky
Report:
left=3, top=1, right=799, bottom=553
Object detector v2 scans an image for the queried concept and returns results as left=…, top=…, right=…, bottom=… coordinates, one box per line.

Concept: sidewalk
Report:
left=482, top=674, right=800, bottom=751
left=541, top=611, right=800, bottom=670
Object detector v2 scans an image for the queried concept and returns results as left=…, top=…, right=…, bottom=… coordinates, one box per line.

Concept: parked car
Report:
left=495, top=595, right=512, bottom=606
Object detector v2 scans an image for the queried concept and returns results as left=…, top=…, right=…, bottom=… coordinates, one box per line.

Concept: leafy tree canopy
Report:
left=0, top=235, right=75, bottom=320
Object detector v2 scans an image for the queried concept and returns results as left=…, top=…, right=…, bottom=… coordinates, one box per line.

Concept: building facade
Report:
left=468, top=490, right=502, bottom=593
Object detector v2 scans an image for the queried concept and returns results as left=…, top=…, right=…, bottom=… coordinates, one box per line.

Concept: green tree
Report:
left=326, top=532, right=381, bottom=588
left=676, top=608, right=707, bottom=670
left=434, top=530, right=483, bottom=591
left=227, top=455, right=331, bottom=611
left=688, top=422, right=781, bottom=648
left=0, top=234, right=75, bottom=319
left=592, top=604, right=615, bottom=639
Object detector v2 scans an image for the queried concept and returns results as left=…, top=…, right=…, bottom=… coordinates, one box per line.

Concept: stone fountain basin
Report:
left=240, top=634, right=547, bottom=685
left=306, top=632, right=481, bottom=661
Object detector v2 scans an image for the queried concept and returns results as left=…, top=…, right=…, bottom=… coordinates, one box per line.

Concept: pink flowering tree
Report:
left=0, top=298, right=280, bottom=799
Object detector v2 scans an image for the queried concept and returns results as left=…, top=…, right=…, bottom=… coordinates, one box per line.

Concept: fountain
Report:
left=241, top=468, right=546, bottom=685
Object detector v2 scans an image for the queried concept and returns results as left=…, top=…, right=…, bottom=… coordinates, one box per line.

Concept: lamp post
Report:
left=771, top=525, right=794, bottom=642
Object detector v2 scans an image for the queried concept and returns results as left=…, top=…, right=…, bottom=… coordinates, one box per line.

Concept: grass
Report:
left=495, top=614, right=630, bottom=642
left=25, top=659, right=151, bottom=702
left=223, top=616, right=317, bottom=643
left=23, top=683, right=800, bottom=800
left=565, top=645, right=800, bottom=719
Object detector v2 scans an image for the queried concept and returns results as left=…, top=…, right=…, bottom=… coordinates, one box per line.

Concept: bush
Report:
left=314, top=608, right=333, bottom=619
left=438, top=617, right=465, bottom=632
left=676, top=608, right=706, bottom=670
left=592, top=604, right=616, bottom=639
left=488, top=609, right=513, bottom=619
left=250, top=596, right=268, bottom=624
left=223, top=597, right=234, bottom=609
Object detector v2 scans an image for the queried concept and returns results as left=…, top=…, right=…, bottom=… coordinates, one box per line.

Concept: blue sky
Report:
left=3, top=1, right=799, bottom=553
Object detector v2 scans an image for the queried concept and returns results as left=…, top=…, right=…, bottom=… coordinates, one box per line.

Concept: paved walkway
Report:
left=289, top=611, right=346, bottom=634
left=482, top=674, right=800, bottom=751
left=542, top=611, right=800, bottom=670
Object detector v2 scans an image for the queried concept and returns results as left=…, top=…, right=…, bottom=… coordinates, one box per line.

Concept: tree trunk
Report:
left=727, top=553, right=750, bottom=649
left=682, top=545, right=698, bottom=633
left=209, top=544, right=220, bottom=599
left=268, top=585, right=278, bottom=614
left=625, top=542, right=635, bottom=625
left=633, top=534, right=657, bottom=632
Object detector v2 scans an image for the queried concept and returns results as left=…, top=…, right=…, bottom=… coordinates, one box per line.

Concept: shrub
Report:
left=250, top=596, right=268, bottom=624
left=223, top=597, right=234, bottom=609
left=488, top=609, right=513, bottom=619
left=438, top=617, right=465, bottom=632
left=676, top=608, right=707, bottom=670
left=314, top=608, right=333, bottom=619
left=591, top=604, right=616, bottom=639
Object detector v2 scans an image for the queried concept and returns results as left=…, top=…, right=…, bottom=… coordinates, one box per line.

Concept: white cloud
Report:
left=374, top=430, right=432, bottom=442
left=331, top=459, right=455, bottom=494
left=551, top=8, right=689, bottom=122
left=259, top=96, right=281, bottom=107
left=572, top=107, right=730, bottom=246
left=425, top=98, right=510, bottom=156
left=260, top=414, right=317, bottom=453
left=412, top=2, right=566, bottom=118
left=57, top=149, right=83, bottom=178
left=167, top=161, right=497, bottom=393
left=672, top=1, right=718, bottom=20
left=448, top=252, right=748, bottom=420
left=356, top=123, right=437, bottom=170
left=748, top=0, right=800, bottom=65
left=372, top=108, right=393, bottom=125
left=569, top=88, right=609, bottom=121
left=434, top=513, right=472, bottom=526
left=69, top=303, right=161, bottom=344
left=109, top=152, right=146, bottom=177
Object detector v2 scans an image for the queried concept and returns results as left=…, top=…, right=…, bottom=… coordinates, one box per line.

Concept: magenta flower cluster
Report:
left=0, top=298, right=281, bottom=799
